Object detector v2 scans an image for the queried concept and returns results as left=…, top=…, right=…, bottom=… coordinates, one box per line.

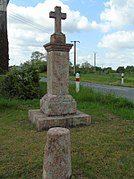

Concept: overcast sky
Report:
left=7, top=0, right=134, bottom=69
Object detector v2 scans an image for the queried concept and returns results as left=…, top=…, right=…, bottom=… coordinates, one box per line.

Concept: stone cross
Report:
left=49, top=6, right=66, bottom=33
left=28, top=6, right=91, bottom=131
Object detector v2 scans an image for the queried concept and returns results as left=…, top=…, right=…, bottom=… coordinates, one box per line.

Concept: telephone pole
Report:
left=71, top=40, right=80, bottom=74
left=93, top=52, right=97, bottom=72
left=0, top=0, right=10, bottom=72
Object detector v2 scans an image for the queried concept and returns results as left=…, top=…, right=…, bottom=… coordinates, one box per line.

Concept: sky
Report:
left=7, top=0, right=134, bottom=69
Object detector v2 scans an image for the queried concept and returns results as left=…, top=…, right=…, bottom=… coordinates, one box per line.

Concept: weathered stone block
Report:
left=42, top=127, right=71, bottom=179
left=40, top=94, right=77, bottom=116
left=50, top=32, right=66, bottom=44
left=28, top=109, right=91, bottom=131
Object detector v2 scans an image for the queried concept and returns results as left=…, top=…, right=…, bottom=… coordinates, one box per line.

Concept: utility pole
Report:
left=93, top=52, right=96, bottom=72
left=0, top=0, right=10, bottom=72
left=71, top=40, right=80, bottom=74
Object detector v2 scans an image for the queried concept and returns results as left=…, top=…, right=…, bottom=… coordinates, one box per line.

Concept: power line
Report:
left=7, top=10, right=51, bottom=32
left=93, top=52, right=97, bottom=72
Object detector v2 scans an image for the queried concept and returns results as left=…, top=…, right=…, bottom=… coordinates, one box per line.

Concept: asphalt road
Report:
left=80, top=81, right=134, bottom=103
left=40, top=77, right=134, bottom=103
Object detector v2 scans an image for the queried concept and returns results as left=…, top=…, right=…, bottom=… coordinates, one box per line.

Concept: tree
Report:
left=21, top=51, right=47, bottom=73
left=126, top=66, right=134, bottom=73
left=96, top=66, right=102, bottom=71
left=81, top=61, right=92, bottom=68
left=116, top=66, right=125, bottom=73
left=31, top=51, right=46, bottom=62
left=103, top=67, right=113, bottom=74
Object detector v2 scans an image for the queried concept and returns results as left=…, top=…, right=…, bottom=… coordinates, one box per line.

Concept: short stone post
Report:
left=43, top=127, right=72, bottom=179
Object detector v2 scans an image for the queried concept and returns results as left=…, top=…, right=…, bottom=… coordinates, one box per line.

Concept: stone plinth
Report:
left=40, top=94, right=76, bottom=116
left=29, top=109, right=91, bottom=131
left=42, top=127, right=71, bottom=179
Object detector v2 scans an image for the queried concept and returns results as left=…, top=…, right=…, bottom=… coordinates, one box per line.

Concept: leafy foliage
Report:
left=116, top=66, right=125, bottom=73
left=0, top=67, right=6, bottom=75
left=0, top=50, right=48, bottom=100
left=30, top=51, right=46, bottom=61
left=126, top=66, right=134, bottom=73
left=22, top=59, right=47, bottom=73
left=1, top=65, right=40, bottom=100
left=20, top=51, right=47, bottom=73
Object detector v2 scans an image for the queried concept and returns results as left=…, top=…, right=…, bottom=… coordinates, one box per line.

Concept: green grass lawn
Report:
left=70, top=73, right=134, bottom=88
left=0, top=85, right=134, bottom=178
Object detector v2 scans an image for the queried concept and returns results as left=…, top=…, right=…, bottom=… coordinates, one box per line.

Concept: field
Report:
left=0, top=83, right=134, bottom=179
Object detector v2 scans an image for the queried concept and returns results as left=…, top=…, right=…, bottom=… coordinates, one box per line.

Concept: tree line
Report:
left=8, top=51, right=134, bottom=75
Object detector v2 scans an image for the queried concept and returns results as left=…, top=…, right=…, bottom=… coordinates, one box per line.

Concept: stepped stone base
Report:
left=28, top=109, right=91, bottom=131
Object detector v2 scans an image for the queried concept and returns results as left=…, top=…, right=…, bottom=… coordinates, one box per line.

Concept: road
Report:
left=80, top=81, right=134, bottom=103
left=40, top=77, right=134, bottom=103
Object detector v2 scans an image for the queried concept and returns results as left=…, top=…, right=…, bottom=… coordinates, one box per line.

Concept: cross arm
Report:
left=61, top=13, right=66, bottom=20
left=49, top=11, right=56, bottom=18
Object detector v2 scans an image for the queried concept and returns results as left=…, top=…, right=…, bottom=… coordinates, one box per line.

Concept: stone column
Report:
left=40, top=32, right=77, bottom=116
left=43, top=127, right=71, bottom=179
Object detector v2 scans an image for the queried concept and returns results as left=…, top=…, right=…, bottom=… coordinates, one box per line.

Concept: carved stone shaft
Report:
left=40, top=39, right=77, bottom=116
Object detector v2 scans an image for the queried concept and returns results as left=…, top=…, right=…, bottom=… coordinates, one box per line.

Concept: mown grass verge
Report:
left=0, top=84, right=134, bottom=178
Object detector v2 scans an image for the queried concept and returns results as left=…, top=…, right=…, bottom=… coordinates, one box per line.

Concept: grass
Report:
left=0, top=84, right=134, bottom=178
left=71, top=121, right=134, bottom=179
left=70, top=73, right=134, bottom=88
left=39, top=72, right=134, bottom=87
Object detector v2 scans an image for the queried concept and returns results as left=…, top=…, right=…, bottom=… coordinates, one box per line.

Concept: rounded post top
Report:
left=48, top=127, right=70, bottom=136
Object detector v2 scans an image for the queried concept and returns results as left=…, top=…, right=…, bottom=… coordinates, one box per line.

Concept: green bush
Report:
left=22, top=59, right=47, bottom=73
left=0, top=67, right=6, bottom=75
left=0, top=65, right=40, bottom=100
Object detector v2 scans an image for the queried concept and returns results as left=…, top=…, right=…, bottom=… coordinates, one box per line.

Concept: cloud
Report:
left=100, top=50, right=134, bottom=69
left=98, top=31, right=134, bottom=50
left=100, top=0, right=134, bottom=29
left=7, top=0, right=134, bottom=69
left=98, top=31, right=134, bottom=69
left=7, top=0, right=103, bottom=65
left=97, top=0, right=134, bottom=69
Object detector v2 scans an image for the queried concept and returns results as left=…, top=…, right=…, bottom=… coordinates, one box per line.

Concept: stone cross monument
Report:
left=29, top=6, right=91, bottom=131
left=0, top=0, right=9, bottom=72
